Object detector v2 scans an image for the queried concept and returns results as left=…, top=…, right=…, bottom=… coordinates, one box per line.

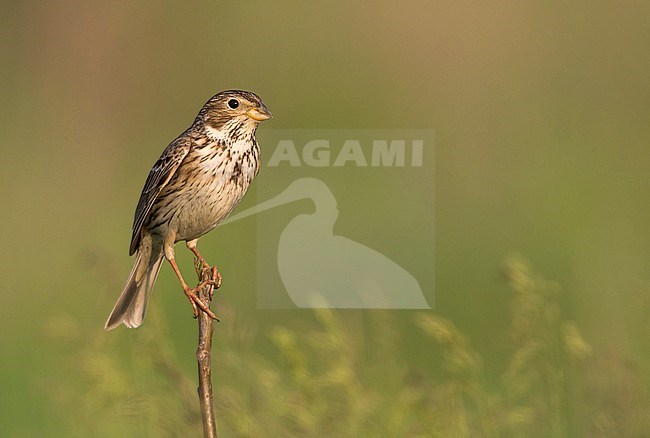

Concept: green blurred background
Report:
left=2, top=1, right=649, bottom=437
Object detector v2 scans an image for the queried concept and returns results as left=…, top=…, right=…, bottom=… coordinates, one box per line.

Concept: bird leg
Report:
left=188, top=244, right=210, bottom=272
left=186, top=242, right=223, bottom=296
left=167, top=257, right=219, bottom=321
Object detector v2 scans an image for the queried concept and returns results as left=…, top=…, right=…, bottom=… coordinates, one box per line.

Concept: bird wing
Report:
left=129, top=135, right=192, bottom=255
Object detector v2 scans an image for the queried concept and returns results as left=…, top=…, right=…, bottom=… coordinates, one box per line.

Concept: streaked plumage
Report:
left=105, top=90, right=271, bottom=330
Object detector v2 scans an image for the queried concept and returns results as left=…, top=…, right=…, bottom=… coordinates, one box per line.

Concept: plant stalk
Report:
left=196, top=263, right=218, bottom=438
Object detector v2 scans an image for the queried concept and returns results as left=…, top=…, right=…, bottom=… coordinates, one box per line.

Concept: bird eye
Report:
left=227, top=99, right=239, bottom=109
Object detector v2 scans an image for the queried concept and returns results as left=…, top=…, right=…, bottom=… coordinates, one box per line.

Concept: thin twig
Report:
left=195, top=262, right=219, bottom=438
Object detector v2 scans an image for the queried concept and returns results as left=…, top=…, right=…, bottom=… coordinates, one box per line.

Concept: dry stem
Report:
left=195, top=262, right=219, bottom=438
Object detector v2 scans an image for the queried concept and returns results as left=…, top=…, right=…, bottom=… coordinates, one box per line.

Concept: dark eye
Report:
left=227, top=99, right=239, bottom=109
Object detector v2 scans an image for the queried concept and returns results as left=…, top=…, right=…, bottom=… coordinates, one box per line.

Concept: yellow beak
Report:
left=246, top=104, right=273, bottom=121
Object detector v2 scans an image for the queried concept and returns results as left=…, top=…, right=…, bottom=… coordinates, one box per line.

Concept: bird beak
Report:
left=246, top=104, right=273, bottom=121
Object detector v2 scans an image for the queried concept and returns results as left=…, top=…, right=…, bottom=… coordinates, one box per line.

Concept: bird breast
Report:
left=158, top=139, right=259, bottom=242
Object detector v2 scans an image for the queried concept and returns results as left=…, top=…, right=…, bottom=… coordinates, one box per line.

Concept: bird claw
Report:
left=185, top=256, right=222, bottom=319
left=185, top=261, right=221, bottom=321
left=200, top=265, right=222, bottom=299
left=211, top=267, right=222, bottom=297
left=184, top=285, right=220, bottom=322
left=193, top=256, right=211, bottom=275
left=193, top=259, right=222, bottom=296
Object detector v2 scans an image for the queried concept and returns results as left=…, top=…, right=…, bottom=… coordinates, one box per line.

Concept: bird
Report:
left=104, top=90, right=272, bottom=331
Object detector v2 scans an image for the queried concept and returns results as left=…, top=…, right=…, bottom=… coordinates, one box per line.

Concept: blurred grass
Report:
left=2, top=1, right=650, bottom=436
left=42, top=255, right=644, bottom=437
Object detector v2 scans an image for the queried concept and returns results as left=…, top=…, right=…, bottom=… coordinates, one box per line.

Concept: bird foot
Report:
left=193, top=260, right=222, bottom=298
left=184, top=286, right=220, bottom=321
left=200, top=265, right=221, bottom=299
left=193, top=256, right=209, bottom=274
left=184, top=266, right=221, bottom=321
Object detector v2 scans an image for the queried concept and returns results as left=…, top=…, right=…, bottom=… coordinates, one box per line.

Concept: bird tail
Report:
left=104, top=236, right=165, bottom=330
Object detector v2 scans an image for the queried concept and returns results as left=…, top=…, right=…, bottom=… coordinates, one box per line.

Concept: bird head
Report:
left=197, top=90, right=272, bottom=134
